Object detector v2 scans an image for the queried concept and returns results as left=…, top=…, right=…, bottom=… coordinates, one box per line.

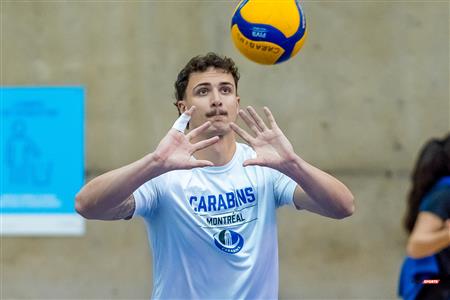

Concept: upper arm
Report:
left=292, top=185, right=338, bottom=218
left=99, top=194, right=136, bottom=221
left=409, top=212, right=445, bottom=239
left=406, top=211, right=449, bottom=257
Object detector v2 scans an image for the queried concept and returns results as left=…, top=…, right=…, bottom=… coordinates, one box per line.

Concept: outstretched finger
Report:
left=192, top=135, right=220, bottom=152
left=238, top=109, right=260, bottom=135
left=263, top=106, right=278, bottom=129
left=230, top=122, right=254, bottom=144
left=247, top=106, right=268, bottom=131
left=186, top=121, right=211, bottom=140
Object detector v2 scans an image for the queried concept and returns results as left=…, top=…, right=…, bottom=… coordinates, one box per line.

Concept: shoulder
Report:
left=139, top=169, right=190, bottom=192
left=419, top=186, right=450, bottom=220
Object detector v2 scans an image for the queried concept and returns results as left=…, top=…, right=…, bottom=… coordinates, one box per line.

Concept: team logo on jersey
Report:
left=213, top=229, right=244, bottom=254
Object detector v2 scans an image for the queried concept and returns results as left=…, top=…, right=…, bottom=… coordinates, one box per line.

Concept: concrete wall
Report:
left=2, top=1, right=449, bottom=299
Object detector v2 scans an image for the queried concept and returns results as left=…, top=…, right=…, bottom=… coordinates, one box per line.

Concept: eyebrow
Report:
left=193, top=82, right=234, bottom=89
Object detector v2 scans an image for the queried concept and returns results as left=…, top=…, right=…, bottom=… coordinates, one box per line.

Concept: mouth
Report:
left=205, top=110, right=228, bottom=118
left=208, top=116, right=227, bottom=124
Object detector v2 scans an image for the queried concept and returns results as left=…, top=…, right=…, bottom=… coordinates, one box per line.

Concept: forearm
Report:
left=282, top=155, right=355, bottom=218
left=75, top=152, right=164, bottom=219
left=407, top=228, right=450, bottom=258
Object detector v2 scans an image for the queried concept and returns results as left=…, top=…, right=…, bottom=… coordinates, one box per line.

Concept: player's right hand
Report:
left=152, top=106, right=219, bottom=172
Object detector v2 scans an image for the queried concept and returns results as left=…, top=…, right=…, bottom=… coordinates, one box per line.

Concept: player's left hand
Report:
left=230, top=106, right=297, bottom=172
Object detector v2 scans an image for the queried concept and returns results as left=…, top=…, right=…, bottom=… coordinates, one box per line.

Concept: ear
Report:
left=236, top=96, right=240, bottom=112
left=177, top=101, right=188, bottom=114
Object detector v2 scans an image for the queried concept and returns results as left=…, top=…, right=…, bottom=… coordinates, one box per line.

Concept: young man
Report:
left=76, top=52, right=355, bottom=299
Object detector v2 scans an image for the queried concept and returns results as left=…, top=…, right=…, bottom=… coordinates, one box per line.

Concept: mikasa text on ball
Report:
left=231, top=0, right=307, bottom=65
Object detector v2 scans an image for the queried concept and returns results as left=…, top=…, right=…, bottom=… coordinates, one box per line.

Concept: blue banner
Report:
left=1, top=87, right=85, bottom=235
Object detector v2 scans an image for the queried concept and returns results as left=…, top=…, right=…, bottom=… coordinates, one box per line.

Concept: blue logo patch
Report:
left=251, top=27, right=267, bottom=38
left=213, top=230, right=244, bottom=254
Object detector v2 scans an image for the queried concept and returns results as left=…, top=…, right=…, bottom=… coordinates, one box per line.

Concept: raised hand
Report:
left=230, top=106, right=296, bottom=172
left=153, top=106, right=219, bottom=172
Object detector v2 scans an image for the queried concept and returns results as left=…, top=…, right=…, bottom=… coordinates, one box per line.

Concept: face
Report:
left=178, top=67, right=240, bottom=138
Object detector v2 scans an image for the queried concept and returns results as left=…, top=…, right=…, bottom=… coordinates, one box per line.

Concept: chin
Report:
left=207, top=123, right=231, bottom=137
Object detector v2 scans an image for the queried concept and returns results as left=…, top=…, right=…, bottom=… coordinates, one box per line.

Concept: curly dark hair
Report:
left=173, top=52, right=240, bottom=116
left=404, top=133, right=450, bottom=233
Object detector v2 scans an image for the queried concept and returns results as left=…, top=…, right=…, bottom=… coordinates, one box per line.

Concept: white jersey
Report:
left=133, top=143, right=297, bottom=299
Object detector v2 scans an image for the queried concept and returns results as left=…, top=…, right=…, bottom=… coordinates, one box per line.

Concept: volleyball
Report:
left=230, top=0, right=307, bottom=65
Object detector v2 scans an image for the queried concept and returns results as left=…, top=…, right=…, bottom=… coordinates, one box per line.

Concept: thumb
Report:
left=184, top=105, right=196, bottom=116
left=189, top=159, right=214, bottom=168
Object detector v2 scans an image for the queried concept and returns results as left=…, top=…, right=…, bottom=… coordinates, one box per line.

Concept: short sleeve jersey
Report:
left=132, top=142, right=297, bottom=299
left=419, top=176, right=450, bottom=275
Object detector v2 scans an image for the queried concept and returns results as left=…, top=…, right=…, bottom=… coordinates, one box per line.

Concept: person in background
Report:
left=402, top=134, right=450, bottom=299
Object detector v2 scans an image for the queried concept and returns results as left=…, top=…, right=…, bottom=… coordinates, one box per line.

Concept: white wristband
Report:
left=172, top=112, right=191, bottom=133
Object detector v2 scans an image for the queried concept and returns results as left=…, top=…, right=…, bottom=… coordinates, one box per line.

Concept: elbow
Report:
left=75, top=192, right=93, bottom=219
left=406, top=242, right=421, bottom=258
left=347, top=195, right=356, bottom=216
left=335, top=194, right=355, bottom=219
left=336, top=206, right=354, bottom=219
left=406, top=240, right=427, bottom=259
left=344, top=201, right=356, bottom=218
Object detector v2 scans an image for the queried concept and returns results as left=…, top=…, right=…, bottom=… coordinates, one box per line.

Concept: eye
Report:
left=197, top=88, right=208, bottom=96
left=220, top=86, right=232, bottom=94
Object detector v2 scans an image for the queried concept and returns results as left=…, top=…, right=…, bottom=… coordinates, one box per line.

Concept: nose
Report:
left=211, top=88, right=223, bottom=107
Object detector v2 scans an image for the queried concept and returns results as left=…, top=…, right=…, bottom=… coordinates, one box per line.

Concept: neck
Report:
left=194, top=133, right=236, bottom=166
